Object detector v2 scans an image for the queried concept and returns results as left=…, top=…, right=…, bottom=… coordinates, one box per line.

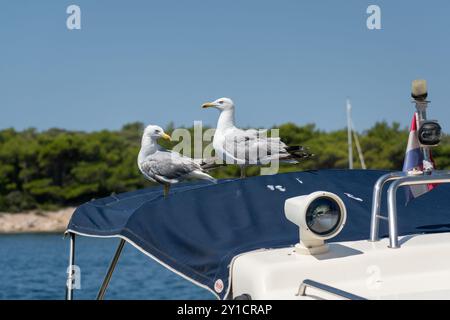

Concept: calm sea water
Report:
left=0, top=234, right=214, bottom=300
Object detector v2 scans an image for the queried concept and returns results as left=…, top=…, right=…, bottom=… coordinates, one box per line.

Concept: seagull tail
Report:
left=200, top=163, right=226, bottom=171
left=286, top=145, right=314, bottom=160
left=190, top=170, right=218, bottom=184
left=198, top=157, right=226, bottom=171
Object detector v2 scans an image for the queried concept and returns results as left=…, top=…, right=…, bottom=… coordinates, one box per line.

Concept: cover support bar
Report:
left=65, top=232, right=76, bottom=300
left=96, top=239, right=126, bottom=300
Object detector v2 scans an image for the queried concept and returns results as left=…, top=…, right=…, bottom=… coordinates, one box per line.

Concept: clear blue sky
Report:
left=1, top=0, right=449, bottom=132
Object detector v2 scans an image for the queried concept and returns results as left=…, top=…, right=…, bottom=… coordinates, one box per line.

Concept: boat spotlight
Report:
left=418, top=121, right=442, bottom=147
left=285, top=191, right=347, bottom=255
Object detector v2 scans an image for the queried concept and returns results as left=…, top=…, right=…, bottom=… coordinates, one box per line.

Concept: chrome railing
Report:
left=370, top=172, right=407, bottom=243
left=370, top=170, right=450, bottom=248
left=296, top=279, right=367, bottom=300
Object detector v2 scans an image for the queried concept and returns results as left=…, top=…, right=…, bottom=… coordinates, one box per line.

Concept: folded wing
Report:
left=220, top=128, right=291, bottom=164
left=140, top=150, right=201, bottom=184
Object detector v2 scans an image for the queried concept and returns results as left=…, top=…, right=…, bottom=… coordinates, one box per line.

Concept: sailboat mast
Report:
left=347, top=99, right=353, bottom=169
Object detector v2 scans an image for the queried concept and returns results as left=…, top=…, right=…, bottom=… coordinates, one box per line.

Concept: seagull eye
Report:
left=154, top=130, right=160, bottom=134
left=218, top=101, right=224, bottom=104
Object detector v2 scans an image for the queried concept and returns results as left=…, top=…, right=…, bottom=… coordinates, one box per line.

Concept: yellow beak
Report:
left=202, top=102, right=216, bottom=109
left=161, top=133, right=171, bottom=141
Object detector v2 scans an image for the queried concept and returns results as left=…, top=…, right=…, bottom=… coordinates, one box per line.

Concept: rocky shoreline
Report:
left=0, top=208, right=75, bottom=234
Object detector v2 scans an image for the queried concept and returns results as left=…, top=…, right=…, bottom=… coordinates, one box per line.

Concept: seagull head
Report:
left=201, top=97, right=234, bottom=111
left=143, top=125, right=171, bottom=141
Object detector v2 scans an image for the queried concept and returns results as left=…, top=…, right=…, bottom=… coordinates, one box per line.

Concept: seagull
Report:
left=138, top=125, right=216, bottom=197
left=202, top=98, right=312, bottom=178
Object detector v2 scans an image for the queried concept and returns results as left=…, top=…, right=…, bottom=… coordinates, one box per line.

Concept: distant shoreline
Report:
left=0, top=208, right=74, bottom=234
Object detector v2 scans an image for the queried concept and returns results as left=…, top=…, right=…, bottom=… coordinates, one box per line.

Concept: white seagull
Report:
left=202, top=98, right=312, bottom=177
left=138, top=125, right=216, bottom=197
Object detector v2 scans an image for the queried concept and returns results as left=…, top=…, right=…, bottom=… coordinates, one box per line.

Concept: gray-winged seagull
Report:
left=138, top=125, right=216, bottom=197
left=202, top=98, right=312, bottom=178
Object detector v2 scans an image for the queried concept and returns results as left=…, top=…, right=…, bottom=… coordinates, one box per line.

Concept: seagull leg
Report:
left=240, top=165, right=246, bottom=179
left=163, top=184, right=170, bottom=198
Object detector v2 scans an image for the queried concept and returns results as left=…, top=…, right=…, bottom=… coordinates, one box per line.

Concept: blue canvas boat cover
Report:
left=67, top=169, right=450, bottom=299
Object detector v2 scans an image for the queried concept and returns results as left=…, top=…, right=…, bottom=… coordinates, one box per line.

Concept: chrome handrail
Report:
left=386, top=173, right=450, bottom=248
left=370, top=172, right=407, bottom=242
left=296, top=279, right=367, bottom=300
left=370, top=170, right=450, bottom=248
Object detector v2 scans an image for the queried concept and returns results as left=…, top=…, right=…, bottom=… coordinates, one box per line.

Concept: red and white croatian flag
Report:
left=402, top=112, right=436, bottom=202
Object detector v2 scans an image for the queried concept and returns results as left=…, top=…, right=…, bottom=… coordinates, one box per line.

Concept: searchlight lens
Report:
left=418, top=121, right=442, bottom=146
left=306, top=197, right=341, bottom=236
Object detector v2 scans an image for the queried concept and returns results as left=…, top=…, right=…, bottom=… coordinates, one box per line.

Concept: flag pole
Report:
left=411, top=80, right=433, bottom=174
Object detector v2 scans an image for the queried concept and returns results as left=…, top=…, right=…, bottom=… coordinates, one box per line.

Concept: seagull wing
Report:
left=140, top=150, right=201, bottom=184
left=219, top=127, right=289, bottom=164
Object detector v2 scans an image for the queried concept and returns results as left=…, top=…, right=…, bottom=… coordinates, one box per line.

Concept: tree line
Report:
left=0, top=122, right=448, bottom=212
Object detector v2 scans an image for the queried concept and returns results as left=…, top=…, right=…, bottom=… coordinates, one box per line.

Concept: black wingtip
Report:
left=286, top=145, right=305, bottom=153
left=286, top=145, right=314, bottom=160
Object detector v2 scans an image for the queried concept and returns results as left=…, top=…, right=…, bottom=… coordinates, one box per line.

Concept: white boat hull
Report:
left=231, top=232, right=450, bottom=300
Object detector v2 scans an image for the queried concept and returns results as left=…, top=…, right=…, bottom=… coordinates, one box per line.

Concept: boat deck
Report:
left=231, top=232, right=450, bottom=300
